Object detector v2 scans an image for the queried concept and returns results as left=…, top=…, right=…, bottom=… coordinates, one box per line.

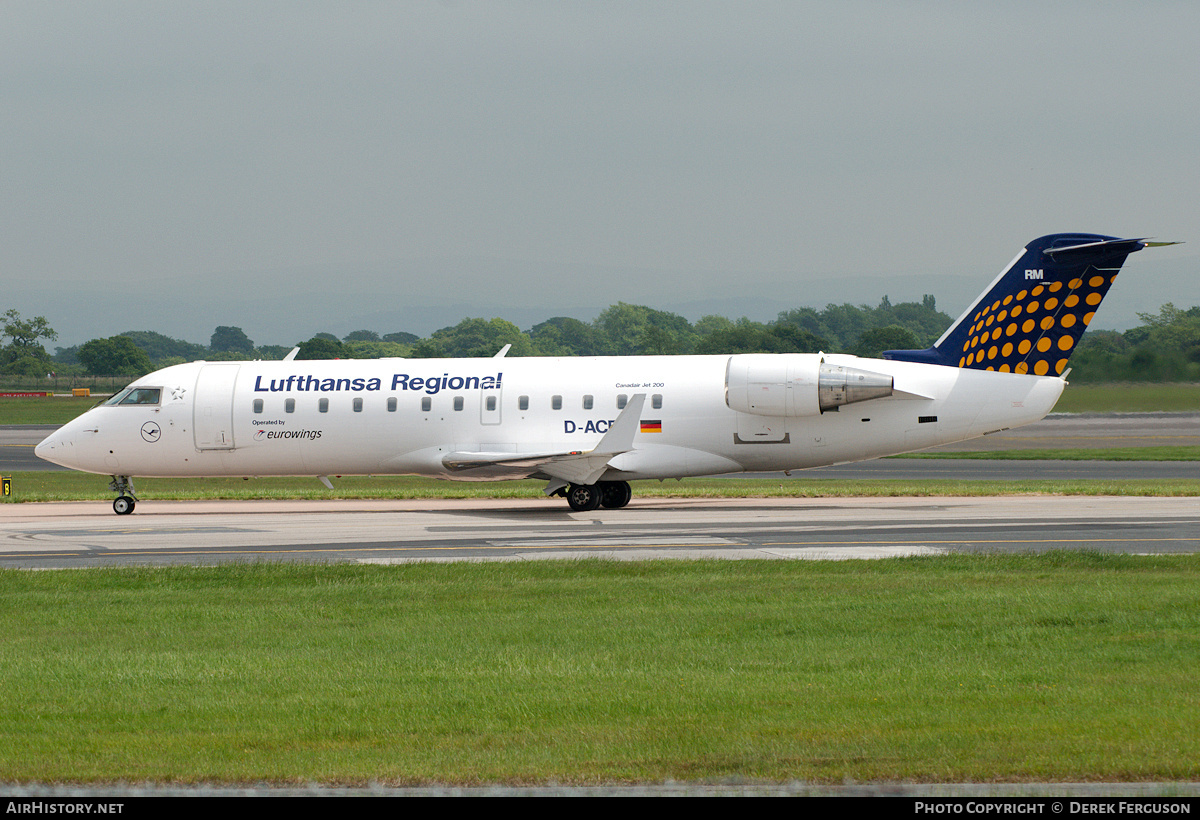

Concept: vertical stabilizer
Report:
left=883, top=234, right=1157, bottom=375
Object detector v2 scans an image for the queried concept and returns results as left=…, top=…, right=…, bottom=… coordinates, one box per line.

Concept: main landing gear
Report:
left=109, top=475, right=137, bottom=515
left=563, top=480, right=632, bottom=512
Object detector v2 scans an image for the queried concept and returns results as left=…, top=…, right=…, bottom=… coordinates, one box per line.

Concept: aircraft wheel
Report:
left=599, top=480, right=632, bottom=509
left=113, top=496, right=135, bottom=516
left=566, top=483, right=602, bottom=512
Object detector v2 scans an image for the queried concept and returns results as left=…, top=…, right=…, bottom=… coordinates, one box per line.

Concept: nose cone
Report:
left=34, top=427, right=72, bottom=467
left=34, top=412, right=119, bottom=475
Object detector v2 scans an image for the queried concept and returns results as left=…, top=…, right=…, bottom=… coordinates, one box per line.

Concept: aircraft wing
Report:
left=441, top=394, right=646, bottom=487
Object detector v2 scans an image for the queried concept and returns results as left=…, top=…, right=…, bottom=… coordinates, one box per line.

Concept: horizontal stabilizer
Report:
left=1041, top=236, right=1151, bottom=261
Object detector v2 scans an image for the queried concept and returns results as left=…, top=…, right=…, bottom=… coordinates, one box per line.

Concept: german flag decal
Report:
left=640, top=420, right=662, bottom=433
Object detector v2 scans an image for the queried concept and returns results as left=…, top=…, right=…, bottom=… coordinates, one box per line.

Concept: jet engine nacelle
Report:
left=725, top=354, right=894, bottom=417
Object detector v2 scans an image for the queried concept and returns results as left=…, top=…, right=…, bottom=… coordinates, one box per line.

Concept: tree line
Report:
left=39, top=297, right=954, bottom=373
left=1067, top=303, right=1200, bottom=383
left=3, top=296, right=1197, bottom=383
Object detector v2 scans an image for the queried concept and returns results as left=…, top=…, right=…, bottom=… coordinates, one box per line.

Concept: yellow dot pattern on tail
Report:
left=957, top=272, right=1117, bottom=374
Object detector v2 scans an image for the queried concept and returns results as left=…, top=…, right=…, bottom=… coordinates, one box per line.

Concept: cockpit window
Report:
left=102, top=388, right=134, bottom=406
left=104, top=387, right=161, bottom=406
left=121, top=388, right=161, bottom=405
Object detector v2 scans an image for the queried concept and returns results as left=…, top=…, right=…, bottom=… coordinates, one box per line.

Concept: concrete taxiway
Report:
left=3, top=413, right=1195, bottom=569
left=2, top=495, right=1196, bottom=569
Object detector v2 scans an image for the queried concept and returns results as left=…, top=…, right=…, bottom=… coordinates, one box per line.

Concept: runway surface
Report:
left=922, top=411, right=1200, bottom=451
left=2, top=495, right=1197, bottom=569
left=3, top=413, right=1196, bottom=569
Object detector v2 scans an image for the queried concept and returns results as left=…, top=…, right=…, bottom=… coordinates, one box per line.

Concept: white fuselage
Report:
left=35, top=353, right=1064, bottom=482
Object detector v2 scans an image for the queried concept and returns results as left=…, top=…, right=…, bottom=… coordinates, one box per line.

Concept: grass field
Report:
left=1052, top=382, right=1200, bottom=413
left=0, top=395, right=101, bottom=424
left=895, top=446, right=1200, bottom=461
left=0, top=555, right=1196, bottom=784
left=3, top=383, right=1196, bottom=787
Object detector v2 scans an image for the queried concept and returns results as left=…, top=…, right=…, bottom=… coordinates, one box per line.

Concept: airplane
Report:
left=36, top=233, right=1175, bottom=515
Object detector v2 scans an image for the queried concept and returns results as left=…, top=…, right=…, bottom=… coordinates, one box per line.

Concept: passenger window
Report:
left=387, top=397, right=397, bottom=412
left=617, top=394, right=628, bottom=410
left=486, top=396, right=497, bottom=411
left=583, top=395, right=593, bottom=410
left=519, top=395, right=529, bottom=411
left=421, top=397, right=432, bottom=412
left=453, top=396, right=464, bottom=411
left=253, top=399, right=263, bottom=414
left=353, top=397, right=363, bottom=413
left=552, top=395, right=562, bottom=410
left=319, top=398, right=329, bottom=413
left=652, top=394, right=662, bottom=409
left=285, top=398, right=295, bottom=414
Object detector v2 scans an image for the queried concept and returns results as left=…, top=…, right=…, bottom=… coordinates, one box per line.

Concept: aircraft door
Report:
left=480, top=384, right=501, bottom=425
left=194, top=364, right=240, bottom=449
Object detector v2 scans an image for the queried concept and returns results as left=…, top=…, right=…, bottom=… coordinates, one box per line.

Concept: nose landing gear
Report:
left=108, top=475, right=137, bottom=515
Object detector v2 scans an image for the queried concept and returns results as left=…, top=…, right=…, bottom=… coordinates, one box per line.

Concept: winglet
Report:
left=494, top=344, right=511, bottom=358
left=541, top=394, right=646, bottom=486
left=593, top=393, right=645, bottom=455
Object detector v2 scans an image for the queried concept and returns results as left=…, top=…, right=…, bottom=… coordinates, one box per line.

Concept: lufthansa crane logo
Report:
left=140, top=422, right=162, bottom=443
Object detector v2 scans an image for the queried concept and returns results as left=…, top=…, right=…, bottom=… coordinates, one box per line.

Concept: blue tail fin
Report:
left=883, top=233, right=1155, bottom=376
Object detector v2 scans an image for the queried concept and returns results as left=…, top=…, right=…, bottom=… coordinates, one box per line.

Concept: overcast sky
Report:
left=3, top=1, right=1197, bottom=348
